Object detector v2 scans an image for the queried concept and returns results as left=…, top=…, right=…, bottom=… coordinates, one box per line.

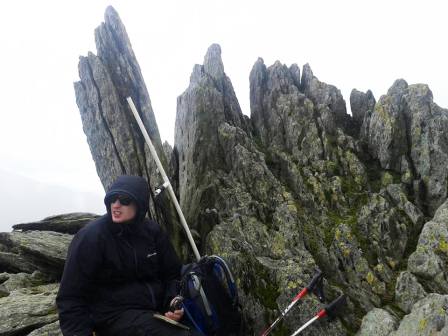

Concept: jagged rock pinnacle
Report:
left=203, top=44, right=225, bottom=79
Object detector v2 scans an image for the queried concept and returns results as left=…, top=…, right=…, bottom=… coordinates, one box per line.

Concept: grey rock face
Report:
left=357, top=308, right=398, bottom=336
left=0, top=283, right=59, bottom=336
left=408, top=199, right=448, bottom=293
left=351, top=89, right=376, bottom=126
left=175, top=49, right=345, bottom=334
left=175, top=44, right=247, bottom=231
left=0, top=251, right=38, bottom=274
left=250, top=58, right=315, bottom=155
left=356, top=190, right=419, bottom=270
left=366, top=80, right=408, bottom=172
left=74, top=6, right=163, bottom=196
left=0, top=231, right=72, bottom=279
left=350, top=89, right=376, bottom=138
left=365, top=80, right=448, bottom=215
left=73, top=6, right=186, bottom=255
left=27, top=321, right=62, bottom=336
left=301, top=63, right=353, bottom=135
left=395, top=271, right=427, bottom=314
left=0, top=271, right=47, bottom=296
left=385, top=184, right=425, bottom=228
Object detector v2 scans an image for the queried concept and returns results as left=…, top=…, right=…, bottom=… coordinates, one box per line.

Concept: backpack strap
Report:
left=209, top=255, right=239, bottom=305
left=190, top=273, right=213, bottom=316
left=183, top=303, right=207, bottom=336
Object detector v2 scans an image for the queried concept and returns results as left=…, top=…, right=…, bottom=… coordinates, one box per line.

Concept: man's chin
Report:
left=112, top=216, right=124, bottom=223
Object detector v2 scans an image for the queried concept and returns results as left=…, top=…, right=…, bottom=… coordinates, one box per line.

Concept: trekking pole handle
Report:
left=289, top=294, right=346, bottom=336
left=323, top=294, right=346, bottom=318
left=306, top=269, right=322, bottom=291
left=127, top=97, right=201, bottom=261
left=292, top=269, right=323, bottom=301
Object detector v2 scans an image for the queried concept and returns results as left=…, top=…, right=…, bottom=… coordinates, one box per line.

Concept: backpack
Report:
left=180, top=255, right=242, bottom=336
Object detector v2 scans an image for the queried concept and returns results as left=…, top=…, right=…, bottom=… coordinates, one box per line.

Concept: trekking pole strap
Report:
left=324, top=294, right=346, bottom=318
left=307, top=269, right=325, bottom=302
left=127, top=97, right=201, bottom=261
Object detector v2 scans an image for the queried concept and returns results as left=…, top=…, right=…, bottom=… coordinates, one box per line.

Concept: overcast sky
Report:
left=0, top=0, right=446, bottom=229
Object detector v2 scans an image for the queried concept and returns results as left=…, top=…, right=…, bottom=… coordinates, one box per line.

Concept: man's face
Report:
left=109, top=195, right=137, bottom=223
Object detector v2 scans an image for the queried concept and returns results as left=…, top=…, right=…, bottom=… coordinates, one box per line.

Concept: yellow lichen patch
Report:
left=282, top=191, right=293, bottom=201
left=386, top=258, right=397, bottom=270
left=287, top=204, right=297, bottom=213
left=418, top=318, right=428, bottom=331
left=366, top=272, right=375, bottom=285
left=346, top=231, right=353, bottom=241
left=438, top=239, right=448, bottom=254
left=374, top=263, right=384, bottom=273
left=381, top=172, right=394, bottom=187
left=401, top=170, right=413, bottom=184
left=287, top=281, right=297, bottom=289
left=271, top=234, right=286, bottom=258
left=339, top=242, right=351, bottom=257
left=342, top=247, right=351, bottom=257
left=335, top=228, right=341, bottom=241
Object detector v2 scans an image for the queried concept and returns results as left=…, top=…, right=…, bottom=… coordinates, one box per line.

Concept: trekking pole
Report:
left=127, top=97, right=201, bottom=261
left=290, top=294, right=346, bottom=336
left=261, top=270, right=325, bottom=336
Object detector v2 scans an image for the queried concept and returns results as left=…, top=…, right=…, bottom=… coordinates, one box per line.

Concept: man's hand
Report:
left=164, top=308, right=184, bottom=321
left=164, top=296, right=184, bottom=321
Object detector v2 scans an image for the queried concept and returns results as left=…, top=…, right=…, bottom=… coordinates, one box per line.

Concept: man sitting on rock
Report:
left=57, top=175, right=188, bottom=336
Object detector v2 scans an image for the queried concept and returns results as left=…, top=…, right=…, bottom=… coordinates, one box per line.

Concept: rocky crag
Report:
left=1, top=6, right=448, bottom=336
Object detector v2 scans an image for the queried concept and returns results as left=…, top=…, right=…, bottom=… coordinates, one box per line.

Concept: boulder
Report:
left=12, top=213, right=99, bottom=234
left=408, top=199, right=448, bottom=293
left=0, top=231, right=72, bottom=279
left=395, top=271, right=427, bottom=314
left=27, top=321, right=62, bottom=336
left=390, top=294, right=448, bottom=335
left=357, top=308, right=398, bottom=336
left=0, top=283, right=59, bottom=336
left=0, top=251, right=37, bottom=275
left=0, top=271, right=48, bottom=296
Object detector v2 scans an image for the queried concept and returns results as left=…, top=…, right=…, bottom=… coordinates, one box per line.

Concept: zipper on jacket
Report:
left=119, top=234, right=156, bottom=308
left=144, top=282, right=156, bottom=308
left=119, top=236, right=139, bottom=277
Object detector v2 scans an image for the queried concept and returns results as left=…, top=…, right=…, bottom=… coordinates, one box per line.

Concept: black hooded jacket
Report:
left=56, top=176, right=182, bottom=336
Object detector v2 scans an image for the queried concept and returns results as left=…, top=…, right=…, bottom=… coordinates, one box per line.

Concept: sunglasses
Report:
left=108, top=194, right=133, bottom=206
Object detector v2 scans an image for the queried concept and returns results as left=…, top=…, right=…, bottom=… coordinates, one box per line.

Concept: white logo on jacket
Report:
left=146, top=252, right=157, bottom=258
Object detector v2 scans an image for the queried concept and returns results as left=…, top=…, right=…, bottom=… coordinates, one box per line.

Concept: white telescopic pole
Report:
left=290, top=316, right=319, bottom=336
left=127, top=97, right=201, bottom=261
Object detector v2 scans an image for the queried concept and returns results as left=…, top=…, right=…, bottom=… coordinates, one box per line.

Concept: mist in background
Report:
left=0, top=169, right=105, bottom=232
